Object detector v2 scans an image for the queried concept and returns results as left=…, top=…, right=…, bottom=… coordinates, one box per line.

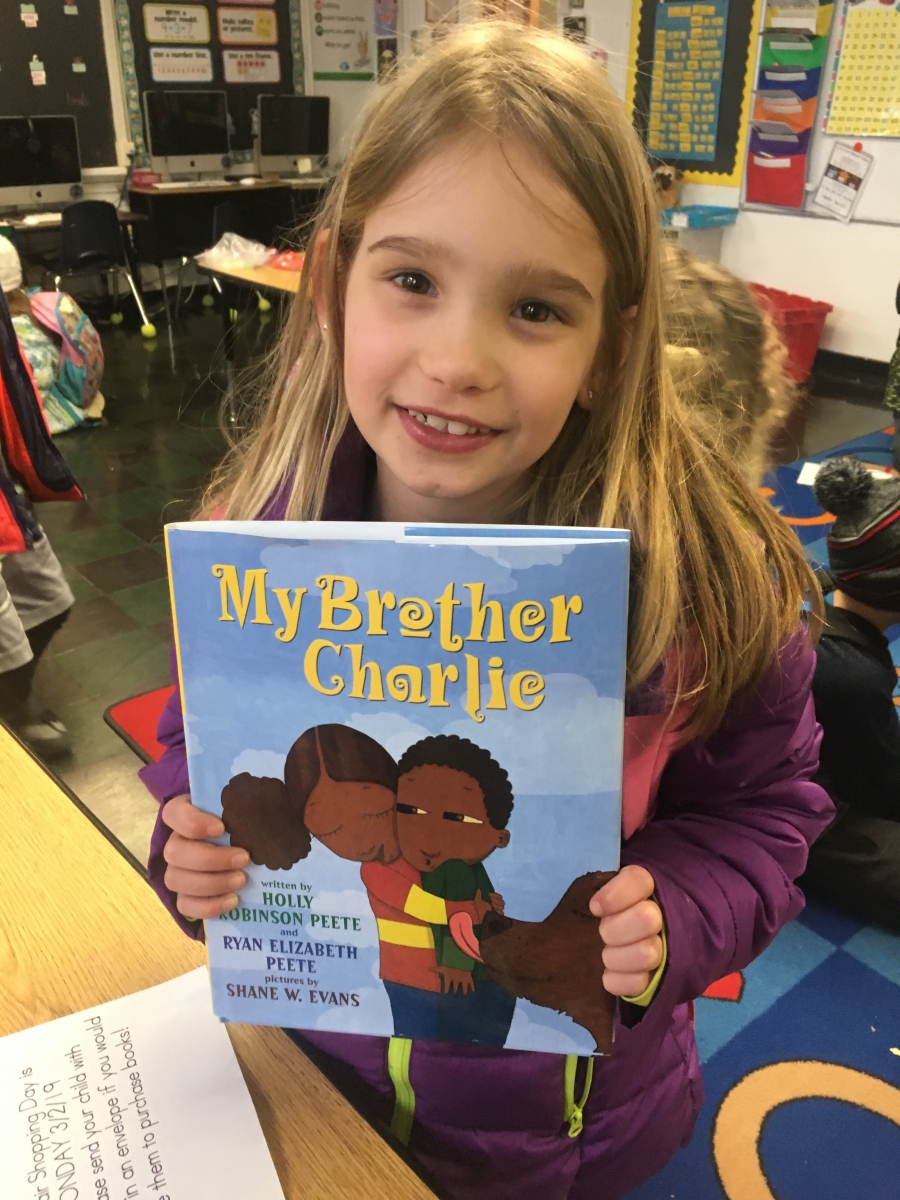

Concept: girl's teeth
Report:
left=407, top=409, right=491, bottom=436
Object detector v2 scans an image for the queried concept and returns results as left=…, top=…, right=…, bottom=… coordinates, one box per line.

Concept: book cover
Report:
left=166, top=521, right=629, bottom=1055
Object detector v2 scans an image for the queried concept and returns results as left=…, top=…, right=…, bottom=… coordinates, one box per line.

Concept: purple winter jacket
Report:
left=140, top=432, right=833, bottom=1200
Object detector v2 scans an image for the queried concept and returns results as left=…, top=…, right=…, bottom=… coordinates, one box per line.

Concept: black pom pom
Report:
left=813, top=457, right=875, bottom=516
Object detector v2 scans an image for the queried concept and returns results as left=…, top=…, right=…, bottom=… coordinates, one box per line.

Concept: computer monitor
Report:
left=143, top=91, right=231, bottom=177
left=0, top=116, right=81, bottom=209
left=257, top=95, right=329, bottom=175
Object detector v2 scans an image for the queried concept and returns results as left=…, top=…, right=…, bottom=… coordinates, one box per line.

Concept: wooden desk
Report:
left=197, top=260, right=302, bottom=294
left=0, top=725, right=435, bottom=1200
left=4, top=211, right=147, bottom=233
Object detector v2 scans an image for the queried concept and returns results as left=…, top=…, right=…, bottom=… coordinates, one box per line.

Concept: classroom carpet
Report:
left=626, top=425, right=900, bottom=1200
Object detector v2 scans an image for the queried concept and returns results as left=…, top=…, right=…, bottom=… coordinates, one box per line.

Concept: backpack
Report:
left=28, top=290, right=104, bottom=415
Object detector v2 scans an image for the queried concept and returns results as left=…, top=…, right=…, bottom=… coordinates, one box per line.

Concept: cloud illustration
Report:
left=468, top=543, right=575, bottom=569
left=230, top=748, right=287, bottom=778
left=345, top=711, right=432, bottom=761
left=443, top=673, right=622, bottom=794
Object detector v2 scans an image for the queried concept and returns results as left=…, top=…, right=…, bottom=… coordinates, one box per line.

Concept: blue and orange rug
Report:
left=628, top=426, right=900, bottom=1199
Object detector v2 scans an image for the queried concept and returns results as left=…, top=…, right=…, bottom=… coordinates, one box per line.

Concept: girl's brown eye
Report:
left=394, top=272, right=432, bottom=295
left=515, top=300, right=554, bottom=323
left=397, top=803, right=428, bottom=815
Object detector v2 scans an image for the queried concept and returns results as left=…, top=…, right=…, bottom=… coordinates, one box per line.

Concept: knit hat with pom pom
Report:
left=813, top=456, right=900, bottom=610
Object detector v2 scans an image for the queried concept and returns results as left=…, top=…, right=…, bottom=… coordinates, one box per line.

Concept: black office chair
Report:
left=57, top=200, right=157, bottom=338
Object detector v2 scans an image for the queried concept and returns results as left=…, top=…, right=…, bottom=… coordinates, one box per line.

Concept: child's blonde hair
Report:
left=663, top=243, right=797, bottom=485
left=209, top=22, right=818, bottom=737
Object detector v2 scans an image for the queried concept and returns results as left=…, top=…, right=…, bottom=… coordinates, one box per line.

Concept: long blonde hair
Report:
left=663, top=242, right=798, bottom=486
left=209, top=22, right=819, bottom=738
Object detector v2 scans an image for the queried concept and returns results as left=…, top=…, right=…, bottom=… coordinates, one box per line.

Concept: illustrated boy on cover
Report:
left=396, top=735, right=516, bottom=1045
left=220, top=724, right=494, bottom=1040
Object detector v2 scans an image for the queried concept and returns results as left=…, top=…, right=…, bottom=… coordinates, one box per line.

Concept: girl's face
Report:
left=303, top=774, right=400, bottom=864
left=340, top=136, right=609, bottom=524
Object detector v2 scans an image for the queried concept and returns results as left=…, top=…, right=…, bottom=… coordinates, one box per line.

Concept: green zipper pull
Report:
left=387, top=1037, right=415, bottom=1145
left=563, top=1055, right=595, bottom=1139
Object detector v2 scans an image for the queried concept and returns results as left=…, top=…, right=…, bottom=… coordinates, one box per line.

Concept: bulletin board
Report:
left=124, top=0, right=302, bottom=156
left=0, top=0, right=117, bottom=168
left=626, top=0, right=764, bottom=186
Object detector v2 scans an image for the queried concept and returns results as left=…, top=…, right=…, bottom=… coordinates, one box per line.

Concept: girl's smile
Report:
left=395, top=402, right=500, bottom=454
left=340, top=135, right=608, bottom=524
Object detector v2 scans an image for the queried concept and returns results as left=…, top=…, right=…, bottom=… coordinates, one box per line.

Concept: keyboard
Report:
left=22, top=211, right=63, bottom=225
left=152, top=179, right=229, bottom=190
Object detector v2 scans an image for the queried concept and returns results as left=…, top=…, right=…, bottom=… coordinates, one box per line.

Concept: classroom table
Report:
left=0, top=724, right=437, bottom=1200
left=197, top=259, right=302, bottom=420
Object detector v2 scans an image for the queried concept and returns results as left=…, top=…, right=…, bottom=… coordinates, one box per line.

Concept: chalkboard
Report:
left=627, top=0, right=763, bottom=186
left=127, top=0, right=300, bottom=155
left=0, top=0, right=117, bottom=168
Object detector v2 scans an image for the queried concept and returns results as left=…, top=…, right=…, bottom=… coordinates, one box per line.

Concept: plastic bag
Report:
left=198, top=232, right=276, bottom=270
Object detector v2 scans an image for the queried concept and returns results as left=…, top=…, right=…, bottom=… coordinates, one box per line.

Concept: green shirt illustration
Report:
left=422, top=859, right=493, bottom=980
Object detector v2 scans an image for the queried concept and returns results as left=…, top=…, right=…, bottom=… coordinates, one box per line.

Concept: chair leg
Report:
left=158, top=262, right=173, bottom=329
left=123, top=270, right=157, bottom=339
left=174, top=257, right=187, bottom=318
left=110, top=271, right=123, bottom=326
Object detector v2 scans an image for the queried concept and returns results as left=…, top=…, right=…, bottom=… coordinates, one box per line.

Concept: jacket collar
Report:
left=821, top=601, right=895, bottom=673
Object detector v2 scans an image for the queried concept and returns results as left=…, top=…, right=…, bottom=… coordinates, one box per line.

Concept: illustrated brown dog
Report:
left=479, top=870, right=617, bottom=1053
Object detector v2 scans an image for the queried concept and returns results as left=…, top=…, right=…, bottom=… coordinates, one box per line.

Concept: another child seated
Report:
left=663, top=242, right=797, bottom=485
left=802, top=456, right=900, bottom=930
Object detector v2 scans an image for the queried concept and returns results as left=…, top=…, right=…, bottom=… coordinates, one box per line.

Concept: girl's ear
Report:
left=310, top=228, right=331, bottom=334
left=576, top=305, right=639, bottom=411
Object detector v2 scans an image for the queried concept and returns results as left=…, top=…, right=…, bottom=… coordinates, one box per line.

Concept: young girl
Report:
left=662, top=242, right=797, bottom=485
left=142, top=24, right=832, bottom=1199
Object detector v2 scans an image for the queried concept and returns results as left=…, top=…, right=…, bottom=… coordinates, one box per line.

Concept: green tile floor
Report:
left=29, top=306, right=278, bottom=864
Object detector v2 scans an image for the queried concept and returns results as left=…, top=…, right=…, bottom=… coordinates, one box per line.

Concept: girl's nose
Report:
left=419, top=311, right=503, bottom=395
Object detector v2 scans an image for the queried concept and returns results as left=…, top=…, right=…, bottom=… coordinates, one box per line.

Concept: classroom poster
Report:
left=827, top=3, right=900, bottom=138
left=222, top=49, right=282, bottom=81
left=150, top=46, right=214, bottom=81
left=217, top=6, right=279, bottom=44
left=648, top=0, right=729, bottom=161
left=310, top=0, right=375, bottom=80
left=143, top=3, right=211, bottom=43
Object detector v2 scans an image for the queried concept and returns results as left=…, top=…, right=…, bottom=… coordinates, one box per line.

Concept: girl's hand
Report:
left=589, top=865, right=663, bottom=998
left=161, top=794, right=249, bottom=920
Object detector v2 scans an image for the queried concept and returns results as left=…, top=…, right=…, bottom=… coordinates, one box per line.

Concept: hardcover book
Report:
left=166, top=521, right=629, bottom=1055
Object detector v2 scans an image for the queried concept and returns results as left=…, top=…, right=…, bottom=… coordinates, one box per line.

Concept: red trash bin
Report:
left=748, top=284, right=833, bottom=383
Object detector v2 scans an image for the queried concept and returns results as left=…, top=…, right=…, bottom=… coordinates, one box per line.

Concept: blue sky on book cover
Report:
left=167, top=523, right=628, bottom=1055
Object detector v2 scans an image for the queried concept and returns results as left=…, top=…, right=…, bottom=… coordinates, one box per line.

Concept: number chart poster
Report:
left=648, top=0, right=728, bottom=160
left=827, top=2, right=900, bottom=138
